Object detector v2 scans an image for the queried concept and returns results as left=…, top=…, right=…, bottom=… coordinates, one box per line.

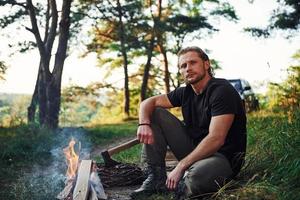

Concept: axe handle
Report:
left=108, top=138, right=140, bottom=156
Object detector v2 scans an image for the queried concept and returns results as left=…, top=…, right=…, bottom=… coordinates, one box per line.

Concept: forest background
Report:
left=0, top=0, right=299, bottom=199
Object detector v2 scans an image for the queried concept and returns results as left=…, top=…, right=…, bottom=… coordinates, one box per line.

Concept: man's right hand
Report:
left=137, top=125, right=154, bottom=144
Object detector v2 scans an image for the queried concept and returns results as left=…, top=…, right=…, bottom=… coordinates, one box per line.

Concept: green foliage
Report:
left=0, top=125, right=55, bottom=200
left=89, top=88, right=125, bottom=124
left=87, top=121, right=137, bottom=145
left=87, top=65, right=165, bottom=122
left=245, top=0, right=300, bottom=38
left=0, top=6, right=27, bottom=28
left=0, top=93, right=31, bottom=127
left=112, top=144, right=142, bottom=164
left=209, top=2, right=238, bottom=21
left=0, top=125, right=53, bottom=164
left=83, top=0, right=237, bottom=109
left=244, top=110, right=299, bottom=199
left=264, top=50, right=300, bottom=121
left=84, top=0, right=145, bottom=56
left=0, top=61, right=8, bottom=80
left=60, top=85, right=101, bottom=126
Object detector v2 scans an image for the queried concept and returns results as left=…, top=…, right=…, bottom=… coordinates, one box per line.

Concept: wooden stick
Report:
left=107, top=138, right=140, bottom=156
left=56, top=179, right=74, bottom=199
left=88, top=185, right=98, bottom=200
left=73, top=160, right=92, bottom=200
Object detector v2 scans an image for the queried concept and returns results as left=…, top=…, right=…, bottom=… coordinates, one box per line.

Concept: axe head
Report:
left=101, top=151, right=121, bottom=167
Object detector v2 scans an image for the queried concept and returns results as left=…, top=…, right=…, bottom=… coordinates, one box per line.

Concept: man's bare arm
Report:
left=178, top=114, right=234, bottom=169
left=139, top=94, right=173, bottom=124
left=137, top=94, right=173, bottom=144
left=166, top=114, right=234, bottom=189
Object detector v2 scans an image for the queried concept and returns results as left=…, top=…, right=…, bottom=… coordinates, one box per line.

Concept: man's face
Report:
left=178, top=51, right=209, bottom=85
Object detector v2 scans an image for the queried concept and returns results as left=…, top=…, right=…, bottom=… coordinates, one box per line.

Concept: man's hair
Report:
left=177, top=46, right=214, bottom=77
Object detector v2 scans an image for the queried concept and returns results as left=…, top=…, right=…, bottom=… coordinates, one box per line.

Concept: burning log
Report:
left=57, top=160, right=107, bottom=200
left=57, top=139, right=107, bottom=200
left=73, top=160, right=92, bottom=200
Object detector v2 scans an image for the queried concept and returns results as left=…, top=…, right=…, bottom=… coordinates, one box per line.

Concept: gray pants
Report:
left=141, top=108, right=233, bottom=196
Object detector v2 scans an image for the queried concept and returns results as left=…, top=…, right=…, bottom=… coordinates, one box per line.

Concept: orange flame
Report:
left=63, top=138, right=79, bottom=179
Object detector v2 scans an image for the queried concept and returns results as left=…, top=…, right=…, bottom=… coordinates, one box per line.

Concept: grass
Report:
left=214, top=109, right=300, bottom=200
left=0, top=124, right=59, bottom=200
left=86, top=120, right=142, bottom=163
left=87, top=120, right=138, bottom=145
left=0, top=124, right=53, bottom=163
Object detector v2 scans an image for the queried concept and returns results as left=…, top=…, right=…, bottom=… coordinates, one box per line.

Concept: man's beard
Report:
left=185, top=73, right=205, bottom=85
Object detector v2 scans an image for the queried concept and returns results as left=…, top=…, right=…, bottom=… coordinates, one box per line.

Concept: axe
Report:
left=101, top=138, right=140, bottom=167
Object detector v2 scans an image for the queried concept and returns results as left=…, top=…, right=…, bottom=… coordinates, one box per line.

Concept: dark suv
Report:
left=228, top=79, right=259, bottom=112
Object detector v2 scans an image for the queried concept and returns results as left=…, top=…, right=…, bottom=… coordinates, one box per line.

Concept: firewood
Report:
left=90, top=171, right=107, bottom=199
left=88, top=185, right=98, bottom=200
left=97, top=163, right=145, bottom=188
left=73, top=160, right=92, bottom=200
left=57, top=179, right=74, bottom=200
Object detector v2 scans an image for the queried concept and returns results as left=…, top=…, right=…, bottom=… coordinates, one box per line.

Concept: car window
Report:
left=227, top=78, right=259, bottom=112
left=228, top=79, right=242, bottom=92
left=241, top=79, right=250, bottom=89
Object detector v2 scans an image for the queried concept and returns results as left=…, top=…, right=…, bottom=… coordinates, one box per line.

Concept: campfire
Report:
left=57, top=139, right=107, bottom=200
left=57, top=138, right=145, bottom=200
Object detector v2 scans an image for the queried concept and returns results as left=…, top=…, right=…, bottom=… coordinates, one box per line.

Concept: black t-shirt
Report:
left=167, top=78, right=247, bottom=175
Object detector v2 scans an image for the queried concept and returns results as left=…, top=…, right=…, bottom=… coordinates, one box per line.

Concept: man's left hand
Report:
left=166, top=164, right=185, bottom=190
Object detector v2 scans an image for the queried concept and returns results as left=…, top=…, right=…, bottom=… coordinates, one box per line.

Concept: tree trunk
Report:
left=27, top=91, right=37, bottom=123
left=26, top=0, right=71, bottom=129
left=162, top=50, right=170, bottom=93
left=43, top=0, right=71, bottom=129
left=140, top=35, right=155, bottom=101
left=157, top=0, right=170, bottom=93
left=45, top=74, right=62, bottom=129
left=117, top=0, right=130, bottom=118
left=38, top=61, right=51, bottom=126
left=158, top=43, right=170, bottom=93
left=27, top=61, right=42, bottom=123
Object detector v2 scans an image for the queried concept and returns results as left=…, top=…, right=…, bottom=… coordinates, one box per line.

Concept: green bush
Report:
left=0, top=124, right=53, bottom=164
left=0, top=124, right=58, bottom=200
left=218, top=110, right=300, bottom=200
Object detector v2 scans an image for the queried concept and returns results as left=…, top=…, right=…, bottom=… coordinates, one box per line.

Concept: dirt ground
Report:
left=105, top=186, right=138, bottom=200
left=91, top=137, right=141, bottom=200
left=90, top=138, right=178, bottom=200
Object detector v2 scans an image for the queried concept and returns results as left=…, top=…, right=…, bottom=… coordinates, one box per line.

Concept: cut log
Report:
left=88, top=185, right=98, bottom=200
left=57, top=179, right=74, bottom=199
left=90, top=171, right=107, bottom=199
left=73, top=160, right=92, bottom=200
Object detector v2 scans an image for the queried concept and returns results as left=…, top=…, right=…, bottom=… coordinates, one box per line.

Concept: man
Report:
left=131, top=46, right=247, bottom=199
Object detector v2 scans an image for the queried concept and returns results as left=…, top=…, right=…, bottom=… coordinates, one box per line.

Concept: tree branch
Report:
left=95, top=27, right=115, bottom=40
left=53, top=0, right=72, bottom=76
left=0, top=0, right=27, bottom=9
left=45, top=0, right=58, bottom=54
left=26, top=0, right=46, bottom=59
left=25, top=26, right=33, bottom=33
left=44, top=0, right=51, bottom=42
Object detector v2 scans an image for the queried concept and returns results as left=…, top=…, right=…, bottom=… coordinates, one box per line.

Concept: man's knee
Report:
left=184, top=154, right=233, bottom=195
left=185, top=170, right=227, bottom=195
left=151, top=107, right=168, bottom=123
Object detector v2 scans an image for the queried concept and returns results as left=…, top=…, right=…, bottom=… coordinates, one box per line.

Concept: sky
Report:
left=0, top=0, right=299, bottom=95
